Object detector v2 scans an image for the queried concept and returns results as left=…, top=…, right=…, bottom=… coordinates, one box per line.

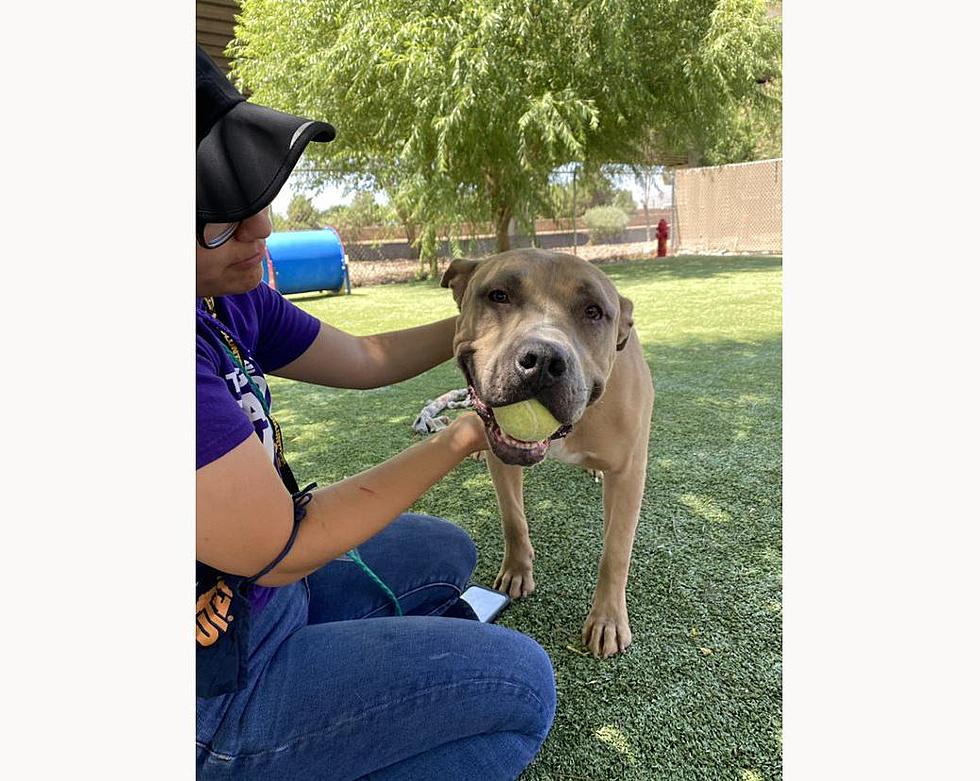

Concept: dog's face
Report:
left=442, top=249, right=634, bottom=466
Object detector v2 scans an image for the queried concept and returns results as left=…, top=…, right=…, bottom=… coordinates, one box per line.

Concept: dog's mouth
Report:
left=458, top=350, right=574, bottom=466
left=464, top=378, right=573, bottom=467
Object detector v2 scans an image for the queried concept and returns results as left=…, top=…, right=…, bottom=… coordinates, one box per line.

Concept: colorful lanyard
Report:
left=199, top=298, right=402, bottom=615
left=201, top=297, right=299, bottom=494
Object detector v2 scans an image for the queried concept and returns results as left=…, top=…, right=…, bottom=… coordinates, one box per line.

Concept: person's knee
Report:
left=523, top=635, right=557, bottom=736
left=404, top=514, right=477, bottom=588
left=493, top=629, right=557, bottom=739
left=443, top=520, right=477, bottom=582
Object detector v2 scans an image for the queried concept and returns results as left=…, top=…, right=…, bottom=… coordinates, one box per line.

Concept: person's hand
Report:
left=445, top=411, right=490, bottom=455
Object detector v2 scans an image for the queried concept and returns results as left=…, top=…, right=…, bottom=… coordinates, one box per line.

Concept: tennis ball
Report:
left=492, top=399, right=561, bottom=442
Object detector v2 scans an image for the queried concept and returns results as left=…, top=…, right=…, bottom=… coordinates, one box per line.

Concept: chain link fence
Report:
left=673, top=158, right=782, bottom=255
left=267, top=159, right=780, bottom=289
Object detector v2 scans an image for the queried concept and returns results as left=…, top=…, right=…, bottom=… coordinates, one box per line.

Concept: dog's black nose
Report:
left=515, top=341, right=568, bottom=388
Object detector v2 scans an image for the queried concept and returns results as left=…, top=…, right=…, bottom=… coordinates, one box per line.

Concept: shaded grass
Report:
left=270, top=254, right=782, bottom=780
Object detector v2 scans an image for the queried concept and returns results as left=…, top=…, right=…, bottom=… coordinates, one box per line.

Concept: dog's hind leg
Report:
left=487, top=452, right=536, bottom=599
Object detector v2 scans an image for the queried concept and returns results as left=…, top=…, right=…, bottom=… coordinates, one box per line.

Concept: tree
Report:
left=547, top=167, right=635, bottom=227
left=231, top=0, right=780, bottom=276
left=703, top=74, right=782, bottom=165
left=279, top=194, right=320, bottom=232
left=323, top=191, right=400, bottom=243
left=700, top=2, right=782, bottom=164
left=584, top=206, right=630, bottom=244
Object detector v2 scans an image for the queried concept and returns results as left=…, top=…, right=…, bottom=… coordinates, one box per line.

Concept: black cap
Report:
left=196, top=46, right=335, bottom=223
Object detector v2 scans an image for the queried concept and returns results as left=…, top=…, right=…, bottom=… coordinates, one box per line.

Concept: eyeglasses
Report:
left=197, top=220, right=241, bottom=249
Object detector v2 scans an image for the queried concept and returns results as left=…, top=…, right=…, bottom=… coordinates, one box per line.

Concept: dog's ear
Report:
left=441, top=257, right=481, bottom=309
left=616, top=295, right=635, bottom=351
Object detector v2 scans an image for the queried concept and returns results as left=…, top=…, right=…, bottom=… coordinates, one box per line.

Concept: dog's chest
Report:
left=547, top=439, right=597, bottom=468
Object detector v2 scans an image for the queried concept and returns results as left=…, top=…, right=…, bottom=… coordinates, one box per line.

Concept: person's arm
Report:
left=197, top=412, right=487, bottom=586
left=272, top=316, right=459, bottom=389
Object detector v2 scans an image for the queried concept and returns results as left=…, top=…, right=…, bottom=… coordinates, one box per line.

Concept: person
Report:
left=194, top=47, right=556, bottom=780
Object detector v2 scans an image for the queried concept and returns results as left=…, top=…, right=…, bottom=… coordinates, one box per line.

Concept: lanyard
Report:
left=201, top=297, right=300, bottom=494
left=200, top=298, right=402, bottom=616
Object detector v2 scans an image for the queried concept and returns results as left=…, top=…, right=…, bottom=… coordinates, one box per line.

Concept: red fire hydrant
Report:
left=656, top=218, right=670, bottom=257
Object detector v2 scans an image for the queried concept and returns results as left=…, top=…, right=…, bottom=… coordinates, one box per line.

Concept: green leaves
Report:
left=231, top=0, right=780, bottom=252
left=584, top=205, right=631, bottom=242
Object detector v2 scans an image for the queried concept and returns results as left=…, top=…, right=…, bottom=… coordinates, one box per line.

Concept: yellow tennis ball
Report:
left=492, top=399, right=561, bottom=442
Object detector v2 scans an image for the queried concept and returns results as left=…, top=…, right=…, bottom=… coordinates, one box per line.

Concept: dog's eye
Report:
left=488, top=290, right=510, bottom=304
left=585, top=304, right=603, bottom=320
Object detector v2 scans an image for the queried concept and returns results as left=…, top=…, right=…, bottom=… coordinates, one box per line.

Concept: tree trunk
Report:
left=393, top=205, right=420, bottom=261
left=428, top=240, right=439, bottom=279
left=485, top=170, right=512, bottom=254
left=417, top=225, right=437, bottom=280
left=402, top=223, right=420, bottom=260
left=494, top=203, right=512, bottom=253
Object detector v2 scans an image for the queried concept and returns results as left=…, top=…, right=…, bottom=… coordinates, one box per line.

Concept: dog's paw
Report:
left=493, top=554, right=536, bottom=599
left=586, top=468, right=603, bottom=483
left=470, top=450, right=486, bottom=463
left=581, top=605, right=632, bottom=658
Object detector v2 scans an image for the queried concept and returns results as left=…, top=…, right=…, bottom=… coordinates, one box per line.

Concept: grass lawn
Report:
left=270, top=254, right=782, bottom=780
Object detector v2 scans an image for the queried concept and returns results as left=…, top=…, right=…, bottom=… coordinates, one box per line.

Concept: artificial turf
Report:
left=268, top=254, right=783, bottom=780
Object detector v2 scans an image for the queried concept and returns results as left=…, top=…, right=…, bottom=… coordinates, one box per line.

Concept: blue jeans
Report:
left=197, top=514, right=557, bottom=780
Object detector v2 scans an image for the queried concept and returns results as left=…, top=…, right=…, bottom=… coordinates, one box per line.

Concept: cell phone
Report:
left=460, top=585, right=512, bottom=623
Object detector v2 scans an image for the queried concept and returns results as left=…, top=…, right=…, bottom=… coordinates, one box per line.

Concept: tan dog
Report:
left=441, top=249, right=654, bottom=657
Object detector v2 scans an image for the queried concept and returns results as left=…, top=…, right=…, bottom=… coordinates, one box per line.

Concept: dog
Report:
left=441, top=249, right=654, bottom=657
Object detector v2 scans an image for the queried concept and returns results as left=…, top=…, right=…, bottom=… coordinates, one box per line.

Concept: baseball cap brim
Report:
left=196, top=100, right=335, bottom=224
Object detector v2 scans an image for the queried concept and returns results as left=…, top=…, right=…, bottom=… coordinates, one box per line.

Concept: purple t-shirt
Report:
left=197, top=282, right=319, bottom=470
left=196, top=282, right=320, bottom=605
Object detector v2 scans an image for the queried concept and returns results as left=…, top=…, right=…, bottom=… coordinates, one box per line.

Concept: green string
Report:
left=347, top=548, right=404, bottom=616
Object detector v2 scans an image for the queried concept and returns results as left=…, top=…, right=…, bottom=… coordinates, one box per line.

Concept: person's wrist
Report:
left=446, top=413, right=486, bottom=455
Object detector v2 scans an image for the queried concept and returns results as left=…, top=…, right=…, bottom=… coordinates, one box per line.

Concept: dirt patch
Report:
left=347, top=241, right=668, bottom=286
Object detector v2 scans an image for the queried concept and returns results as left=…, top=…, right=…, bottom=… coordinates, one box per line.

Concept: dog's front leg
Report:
left=583, top=460, right=647, bottom=657
left=486, top=452, right=536, bottom=598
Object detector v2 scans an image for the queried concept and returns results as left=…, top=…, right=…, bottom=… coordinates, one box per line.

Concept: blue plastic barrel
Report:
left=262, top=227, right=350, bottom=295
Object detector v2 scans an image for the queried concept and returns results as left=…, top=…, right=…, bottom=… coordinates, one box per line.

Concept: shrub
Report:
left=584, top=206, right=629, bottom=243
